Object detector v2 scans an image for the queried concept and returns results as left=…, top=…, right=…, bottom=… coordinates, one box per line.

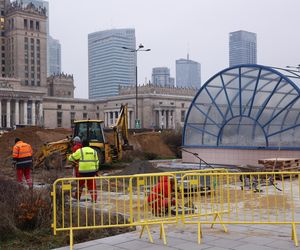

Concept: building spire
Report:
left=187, top=53, right=189, bottom=60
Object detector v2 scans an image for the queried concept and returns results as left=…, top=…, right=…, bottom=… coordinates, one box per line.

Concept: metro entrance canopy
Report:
left=183, top=64, right=300, bottom=149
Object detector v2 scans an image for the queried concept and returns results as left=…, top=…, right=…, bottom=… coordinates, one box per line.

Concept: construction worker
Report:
left=71, top=136, right=83, bottom=178
left=68, top=139, right=99, bottom=202
left=147, top=176, right=176, bottom=215
left=12, top=138, right=33, bottom=188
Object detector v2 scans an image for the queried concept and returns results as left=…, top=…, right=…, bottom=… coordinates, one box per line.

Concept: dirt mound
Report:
left=106, top=131, right=175, bottom=158
left=117, top=160, right=163, bottom=175
left=0, top=127, right=71, bottom=169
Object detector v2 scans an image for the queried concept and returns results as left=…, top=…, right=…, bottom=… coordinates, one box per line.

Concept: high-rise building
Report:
left=88, top=28, right=136, bottom=100
left=17, top=0, right=62, bottom=76
left=229, top=30, right=257, bottom=67
left=152, top=67, right=174, bottom=87
left=48, top=35, right=61, bottom=75
left=176, top=54, right=201, bottom=88
left=4, top=1, right=47, bottom=86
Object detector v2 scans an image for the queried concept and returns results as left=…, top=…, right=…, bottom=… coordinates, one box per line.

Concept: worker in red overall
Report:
left=147, top=176, right=175, bottom=215
left=71, top=136, right=82, bottom=177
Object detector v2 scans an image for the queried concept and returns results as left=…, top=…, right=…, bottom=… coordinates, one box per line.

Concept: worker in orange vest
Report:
left=12, top=138, right=33, bottom=188
left=147, top=176, right=176, bottom=215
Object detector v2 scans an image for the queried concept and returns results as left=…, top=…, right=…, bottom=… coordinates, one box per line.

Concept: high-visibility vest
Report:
left=68, top=146, right=99, bottom=173
left=12, top=141, right=33, bottom=159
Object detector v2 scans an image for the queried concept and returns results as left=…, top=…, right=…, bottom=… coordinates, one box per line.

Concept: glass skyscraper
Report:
left=48, top=36, right=61, bottom=75
left=152, top=67, right=174, bottom=87
left=176, top=54, right=201, bottom=88
left=229, top=30, right=257, bottom=67
left=88, top=28, right=136, bottom=100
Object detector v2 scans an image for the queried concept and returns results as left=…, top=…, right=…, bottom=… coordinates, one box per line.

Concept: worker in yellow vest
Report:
left=68, top=139, right=99, bottom=202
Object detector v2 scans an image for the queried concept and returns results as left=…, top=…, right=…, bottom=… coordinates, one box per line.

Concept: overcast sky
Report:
left=47, top=0, right=300, bottom=98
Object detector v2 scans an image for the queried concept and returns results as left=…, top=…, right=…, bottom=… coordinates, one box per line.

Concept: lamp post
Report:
left=122, top=44, right=151, bottom=129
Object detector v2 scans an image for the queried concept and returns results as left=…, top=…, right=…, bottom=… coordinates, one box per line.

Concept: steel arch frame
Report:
left=183, top=64, right=300, bottom=149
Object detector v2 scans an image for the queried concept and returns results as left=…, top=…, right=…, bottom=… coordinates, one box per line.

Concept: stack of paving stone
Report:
left=258, top=158, right=300, bottom=173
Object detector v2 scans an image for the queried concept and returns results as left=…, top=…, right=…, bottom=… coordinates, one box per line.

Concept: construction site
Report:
left=1, top=64, right=300, bottom=250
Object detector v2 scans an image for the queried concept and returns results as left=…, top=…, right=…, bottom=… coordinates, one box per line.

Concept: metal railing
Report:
left=52, top=170, right=300, bottom=249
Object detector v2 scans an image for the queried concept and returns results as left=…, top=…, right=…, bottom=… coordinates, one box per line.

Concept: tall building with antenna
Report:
left=176, top=54, right=201, bottom=88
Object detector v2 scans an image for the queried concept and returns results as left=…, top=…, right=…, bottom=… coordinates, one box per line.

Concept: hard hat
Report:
left=73, top=136, right=81, bottom=142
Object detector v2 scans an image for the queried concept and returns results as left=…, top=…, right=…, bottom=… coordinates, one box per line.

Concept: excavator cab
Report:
left=73, top=120, right=107, bottom=164
left=73, top=120, right=106, bottom=143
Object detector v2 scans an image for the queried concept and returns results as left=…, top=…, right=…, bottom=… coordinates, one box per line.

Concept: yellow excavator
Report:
left=34, top=104, right=133, bottom=169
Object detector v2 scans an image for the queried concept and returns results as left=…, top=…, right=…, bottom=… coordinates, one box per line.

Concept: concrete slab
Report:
left=54, top=223, right=299, bottom=250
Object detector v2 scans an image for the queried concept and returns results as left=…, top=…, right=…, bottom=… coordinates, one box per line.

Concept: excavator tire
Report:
left=44, top=152, right=63, bottom=170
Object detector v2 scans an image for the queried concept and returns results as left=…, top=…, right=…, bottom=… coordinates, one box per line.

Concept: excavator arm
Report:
left=112, top=104, right=133, bottom=160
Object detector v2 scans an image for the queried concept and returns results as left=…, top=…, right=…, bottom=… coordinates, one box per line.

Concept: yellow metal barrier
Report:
left=52, top=169, right=300, bottom=249
left=52, top=175, right=134, bottom=250
left=181, top=172, right=300, bottom=246
left=129, top=173, right=177, bottom=245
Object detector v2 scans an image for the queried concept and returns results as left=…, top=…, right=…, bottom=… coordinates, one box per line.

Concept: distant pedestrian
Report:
left=68, top=139, right=99, bottom=202
left=12, top=138, right=33, bottom=188
left=71, top=136, right=83, bottom=178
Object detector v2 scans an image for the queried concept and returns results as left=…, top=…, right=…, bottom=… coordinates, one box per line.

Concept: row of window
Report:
left=58, top=105, right=100, bottom=110
left=57, top=112, right=100, bottom=128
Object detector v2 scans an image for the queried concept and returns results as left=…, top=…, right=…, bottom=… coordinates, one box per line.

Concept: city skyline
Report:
left=47, top=0, right=300, bottom=98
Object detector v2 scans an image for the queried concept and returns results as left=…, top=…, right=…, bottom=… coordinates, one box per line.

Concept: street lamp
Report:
left=286, top=64, right=300, bottom=72
left=122, top=43, right=151, bottom=129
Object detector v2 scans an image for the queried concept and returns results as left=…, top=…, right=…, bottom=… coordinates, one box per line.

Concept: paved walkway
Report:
left=55, top=224, right=299, bottom=250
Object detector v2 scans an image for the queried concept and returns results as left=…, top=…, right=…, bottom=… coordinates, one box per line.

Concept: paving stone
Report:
left=239, top=235, right=277, bottom=245
left=114, top=239, right=159, bottom=250
left=175, top=241, right=213, bottom=250
left=206, top=238, right=245, bottom=249
left=266, top=239, right=299, bottom=250
left=231, top=243, right=276, bottom=250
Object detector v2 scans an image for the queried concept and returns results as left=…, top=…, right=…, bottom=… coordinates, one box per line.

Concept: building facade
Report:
left=42, top=84, right=195, bottom=130
left=17, top=0, right=62, bottom=76
left=88, top=28, right=136, bottom=100
left=151, top=67, right=174, bottom=87
left=176, top=54, right=201, bottom=88
left=229, top=30, right=257, bottom=67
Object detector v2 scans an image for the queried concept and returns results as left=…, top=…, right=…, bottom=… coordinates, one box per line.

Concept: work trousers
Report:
left=16, top=167, right=32, bottom=188
left=74, top=173, right=97, bottom=202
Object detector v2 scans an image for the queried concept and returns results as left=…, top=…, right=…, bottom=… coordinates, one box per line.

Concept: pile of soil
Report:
left=117, top=160, right=163, bottom=175
left=106, top=131, right=175, bottom=159
left=0, top=127, right=71, bottom=178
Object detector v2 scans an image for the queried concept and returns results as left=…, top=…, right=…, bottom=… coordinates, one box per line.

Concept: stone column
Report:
left=24, top=101, right=28, bottom=125
left=170, top=110, right=174, bottom=129
left=31, top=101, right=35, bottom=125
left=0, top=100, right=2, bottom=127
left=15, top=100, right=19, bottom=125
left=112, top=111, right=116, bottom=125
left=160, top=110, right=164, bottom=129
left=6, top=99, right=10, bottom=128
left=39, top=102, right=43, bottom=126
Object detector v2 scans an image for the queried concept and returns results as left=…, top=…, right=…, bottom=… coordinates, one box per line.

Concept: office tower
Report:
left=229, top=30, right=257, bottom=67
left=4, top=1, right=47, bottom=86
left=152, top=67, right=174, bottom=86
left=48, top=35, right=61, bottom=75
left=176, top=54, right=201, bottom=88
left=88, top=28, right=136, bottom=99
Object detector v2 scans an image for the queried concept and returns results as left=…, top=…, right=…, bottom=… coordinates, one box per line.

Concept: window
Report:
left=181, top=103, right=185, bottom=108
left=24, top=19, right=28, bottom=29
left=83, top=106, right=87, bottom=110
left=83, top=113, right=87, bottom=119
left=57, top=112, right=62, bottom=127
left=171, top=102, right=174, bottom=105
left=96, top=113, right=99, bottom=119
left=70, top=112, right=75, bottom=128
left=36, top=21, right=39, bottom=30
left=71, top=105, right=75, bottom=110
left=57, top=105, right=62, bottom=110
left=30, top=20, right=33, bottom=29
left=159, top=101, right=163, bottom=105
left=97, top=106, right=99, bottom=110
left=181, top=110, right=186, bottom=122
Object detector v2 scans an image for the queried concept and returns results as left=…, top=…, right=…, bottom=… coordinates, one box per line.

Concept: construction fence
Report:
left=52, top=170, right=300, bottom=249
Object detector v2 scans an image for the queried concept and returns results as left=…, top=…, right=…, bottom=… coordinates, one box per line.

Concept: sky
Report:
left=47, top=0, right=300, bottom=99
